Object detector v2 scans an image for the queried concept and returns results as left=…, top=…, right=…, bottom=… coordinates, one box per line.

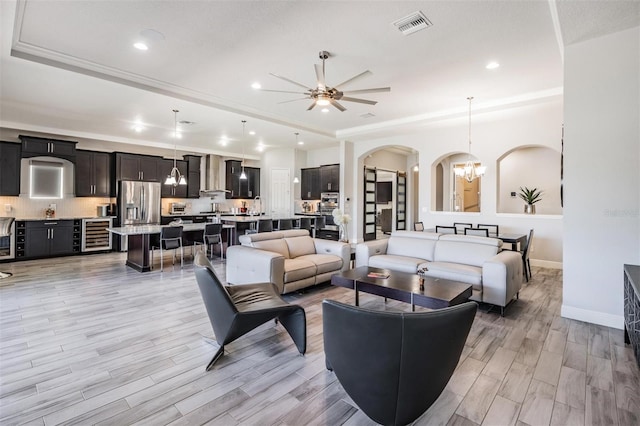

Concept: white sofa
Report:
left=355, top=231, right=523, bottom=313
left=226, top=229, right=351, bottom=294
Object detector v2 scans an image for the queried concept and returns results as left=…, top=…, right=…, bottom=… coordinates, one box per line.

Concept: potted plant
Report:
left=518, top=187, right=542, bottom=214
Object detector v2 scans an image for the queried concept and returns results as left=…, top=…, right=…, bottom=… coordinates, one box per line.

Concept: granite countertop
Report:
left=17, top=216, right=116, bottom=221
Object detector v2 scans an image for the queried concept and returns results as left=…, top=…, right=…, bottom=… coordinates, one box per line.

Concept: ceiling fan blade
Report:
left=314, top=64, right=326, bottom=90
left=278, top=97, right=310, bottom=104
left=261, top=89, right=310, bottom=94
left=330, top=100, right=347, bottom=112
left=269, top=72, right=313, bottom=91
left=340, top=97, right=378, bottom=105
left=333, top=70, right=372, bottom=90
left=307, top=102, right=317, bottom=111
left=342, top=87, right=391, bottom=95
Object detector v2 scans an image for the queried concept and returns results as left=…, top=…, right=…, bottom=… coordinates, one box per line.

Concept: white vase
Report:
left=339, top=224, right=348, bottom=242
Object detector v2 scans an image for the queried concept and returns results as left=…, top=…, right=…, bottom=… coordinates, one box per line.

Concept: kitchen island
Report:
left=107, top=223, right=235, bottom=272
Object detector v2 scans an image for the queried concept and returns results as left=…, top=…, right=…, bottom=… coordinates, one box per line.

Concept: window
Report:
left=30, top=160, right=63, bottom=199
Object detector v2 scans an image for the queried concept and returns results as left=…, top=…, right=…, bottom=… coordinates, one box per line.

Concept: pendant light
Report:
left=454, top=97, right=486, bottom=183
left=292, top=132, right=300, bottom=183
left=239, top=120, right=247, bottom=180
left=164, top=109, right=187, bottom=186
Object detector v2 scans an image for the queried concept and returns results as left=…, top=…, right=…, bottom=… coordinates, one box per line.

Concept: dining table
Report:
left=424, top=228, right=527, bottom=251
left=107, top=222, right=235, bottom=272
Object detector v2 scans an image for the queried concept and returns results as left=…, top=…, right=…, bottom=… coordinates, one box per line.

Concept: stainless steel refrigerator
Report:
left=117, top=181, right=161, bottom=250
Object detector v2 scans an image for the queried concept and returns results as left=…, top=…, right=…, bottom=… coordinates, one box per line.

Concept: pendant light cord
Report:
left=467, top=97, right=473, bottom=158
left=241, top=120, right=246, bottom=168
left=173, top=109, right=179, bottom=170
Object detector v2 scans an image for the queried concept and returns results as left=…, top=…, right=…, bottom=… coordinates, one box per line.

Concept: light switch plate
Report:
left=4, top=204, right=11, bottom=213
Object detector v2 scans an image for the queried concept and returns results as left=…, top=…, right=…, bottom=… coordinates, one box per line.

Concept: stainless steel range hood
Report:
left=199, top=154, right=229, bottom=196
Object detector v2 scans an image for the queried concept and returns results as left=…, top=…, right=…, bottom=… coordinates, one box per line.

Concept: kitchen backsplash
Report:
left=0, top=196, right=114, bottom=219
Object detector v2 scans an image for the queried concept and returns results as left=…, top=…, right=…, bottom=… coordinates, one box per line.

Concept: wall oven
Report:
left=320, top=192, right=339, bottom=214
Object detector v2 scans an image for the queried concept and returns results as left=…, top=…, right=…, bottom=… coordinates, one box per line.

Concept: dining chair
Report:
left=464, top=227, right=489, bottom=237
left=453, top=222, right=472, bottom=233
left=0, top=217, right=15, bottom=279
left=522, top=229, right=534, bottom=282
left=435, top=225, right=457, bottom=234
left=151, top=225, right=183, bottom=271
left=194, top=252, right=306, bottom=370
left=203, top=223, right=224, bottom=259
left=323, top=299, right=477, bottom=426
left=257, top=219, right=274, bottom=233
left=311, top=216, right=325, bottom=238
left=414, top=221, right=424, bottom=231
left=477, top=224, right=499, bottom=236
left=278, top=218, right=293, bottom=230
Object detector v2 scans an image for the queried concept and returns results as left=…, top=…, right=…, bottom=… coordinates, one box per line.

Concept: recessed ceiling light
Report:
left=133, top=42, right=148, bottom=51
left=249, top=131, right=256, bottom=135
left=321, top=108, right=329, bottom=113
left=486, top=61, right=500, bottom=70
left=256, top=145, right=264, bottom=152
left=132, top=125, right=143, bottom=133
left=251, top=82, right=261, bottom=89
left=219, top=139, right=227, bottom=146
left=298, top=140, right=304, bottom=145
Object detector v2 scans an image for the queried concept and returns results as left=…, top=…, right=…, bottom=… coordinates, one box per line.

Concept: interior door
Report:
left=270, top=168, right=291, bottom=217
left=363, top=167, right=377, bottom=241
left=396, top=172, right=406, bottom=230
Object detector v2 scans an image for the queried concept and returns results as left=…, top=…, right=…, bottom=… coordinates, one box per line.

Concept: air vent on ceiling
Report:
left=179, top=120, right=195, bottom=125
left=392, top=11, right=432, bottom=35
left=360, top=112, right=376, bottom=119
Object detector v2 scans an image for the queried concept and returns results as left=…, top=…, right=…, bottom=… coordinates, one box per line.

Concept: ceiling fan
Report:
left=262, top=50, right=390, bottom=112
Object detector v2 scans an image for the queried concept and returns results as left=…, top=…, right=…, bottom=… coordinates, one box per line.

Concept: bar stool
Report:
left=311, top=216, right=325, bottom=238
left=204, top=223, right=224, bottom=259
left=151, top=225, right=184, bottom=271
left=0, top=217, right=15, bottom=279
left=278, top=219, right=293, bottom=230
left=257, top=219, right=273, bottom=233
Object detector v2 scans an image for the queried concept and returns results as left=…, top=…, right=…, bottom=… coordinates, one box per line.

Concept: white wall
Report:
left=562, top=26, right=640, bottom=329
left=305, top=147, right=339, bottom=167
left=363, top=149, right=408, bottom=171
left=349, top=98, right=564, bottom=264
left=498, top=146, right=562, bottom=214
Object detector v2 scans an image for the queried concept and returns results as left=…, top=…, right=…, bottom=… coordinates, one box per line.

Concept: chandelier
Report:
left=454, top=97, right=486, bottom=183
left=164, top=109, right=187, bottom=186
left=240, top=120, right=247, bottom=180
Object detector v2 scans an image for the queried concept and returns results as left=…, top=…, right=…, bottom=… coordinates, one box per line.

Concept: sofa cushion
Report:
left=434, top=235, right=501, bottom=267
left=421, top=261, right=483, bottom=292
left=369, top=254, right=426, bottom=274
left=387, top=231, right=439, bottom=262
left=298, top=253, right=343, bottom=274
left=285, top=236, right=317, bottom=258
left=239, top=231, right=285, bottom=245
left=283, top=258, right=316, bottom=283
left=252, top=239, right=290, bottom=259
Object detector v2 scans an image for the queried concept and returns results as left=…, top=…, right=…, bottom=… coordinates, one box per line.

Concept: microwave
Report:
left=170, top=202, right=187, bottom=215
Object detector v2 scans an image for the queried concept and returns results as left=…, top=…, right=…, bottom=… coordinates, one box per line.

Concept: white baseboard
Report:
left=561, top=305, right=624, bottom=330
left=531, top=259, right=562, bottom=269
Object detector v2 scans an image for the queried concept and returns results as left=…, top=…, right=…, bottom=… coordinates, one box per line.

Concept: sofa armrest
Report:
left=226, top=245, right=286, bottom=293
left=482, top=250, right=523, bottom=307
left=355, top=239, right=389, bottom=268
left=313, top=239, right=351, bottom=271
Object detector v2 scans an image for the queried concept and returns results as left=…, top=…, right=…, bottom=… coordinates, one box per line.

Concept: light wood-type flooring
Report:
left=0, top=252, right=638, bottom=425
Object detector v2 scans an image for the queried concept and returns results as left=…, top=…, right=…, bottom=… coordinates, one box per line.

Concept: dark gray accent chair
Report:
left=194, top=252, right=306, bottom=371
left=323, top=300, right=477, bottom=426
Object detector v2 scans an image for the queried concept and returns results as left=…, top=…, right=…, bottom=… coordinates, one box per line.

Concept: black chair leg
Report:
left=325, top=357, right=333, bottom=371
left=278, top=308, right=307, bottom=355
left=205, top=345, right=225, bottom=371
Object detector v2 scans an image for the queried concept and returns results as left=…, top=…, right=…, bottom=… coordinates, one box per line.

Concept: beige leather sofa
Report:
left=356, top=231, right=522, bottom=313
left=226, top=229, right=351, bottom=294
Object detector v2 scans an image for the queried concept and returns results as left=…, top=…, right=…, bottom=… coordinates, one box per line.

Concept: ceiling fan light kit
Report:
left=263, top=50, right=390, bottom=112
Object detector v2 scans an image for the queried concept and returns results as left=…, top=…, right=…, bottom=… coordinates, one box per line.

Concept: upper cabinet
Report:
left=301, top=167, right=320, bottom=200
left=0, top=142, right=21, bottom=196
left=225, top=160, right=259, bottom=199
left=75, top=150, right=111, bottom=197
left=184, top=155, right=201, bottom=198
left=19, top=135, right=76, bottom=161
left=114, top=153, right=161, bottom=182
left=320, top=164, right=340, bottom=192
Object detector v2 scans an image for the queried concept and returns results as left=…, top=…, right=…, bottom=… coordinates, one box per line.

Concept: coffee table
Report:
left=331, top=266, right=472, bottom=311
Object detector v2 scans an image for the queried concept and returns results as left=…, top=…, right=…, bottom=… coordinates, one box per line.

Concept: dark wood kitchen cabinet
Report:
left=22, top=219, right=81, bottom=259
left=19, top=135, right=77, bottom=161
left=114, top=153, right=161, bottom=182
left=301, top=167, right=320, bottom=200
left=0, top=142, right=21, bottom=196
left=158, top=158, right=188, bottom=198
left=185, top=155, right=201, bottom=198
left=320, top=164, right=339, bottom=192
left=225, top=160, right=260, bottom=199
left=75, top=150, right=111, bottom=197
